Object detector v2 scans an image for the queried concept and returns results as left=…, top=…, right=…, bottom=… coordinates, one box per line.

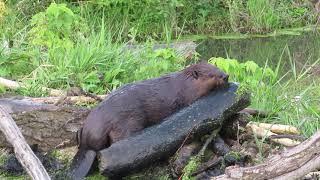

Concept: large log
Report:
left=98, top=83, right=250, bottom=177
left=214, top=131, right=320, bottom=180
left=0, top=106, right=51, bottom=180
left=0, top=98, right=89, bottom=151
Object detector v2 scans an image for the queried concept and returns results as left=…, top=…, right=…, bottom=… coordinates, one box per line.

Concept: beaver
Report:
left=68, top=62, right=229, bottom=179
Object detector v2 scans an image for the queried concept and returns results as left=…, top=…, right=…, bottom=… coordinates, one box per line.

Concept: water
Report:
left=196, top=31, right=320, bottom=75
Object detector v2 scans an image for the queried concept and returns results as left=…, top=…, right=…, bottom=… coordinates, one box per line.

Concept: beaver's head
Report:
left=185, top=62, right=229, bottom=96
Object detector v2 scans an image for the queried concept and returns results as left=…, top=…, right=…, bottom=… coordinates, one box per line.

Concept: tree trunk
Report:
left=0, top=106, right=51, bottom=180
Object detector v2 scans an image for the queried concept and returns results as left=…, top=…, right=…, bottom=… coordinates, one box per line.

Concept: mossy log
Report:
left=0, top=99, right=89, bottom=151
left=98, top=83, right=250, bottom=178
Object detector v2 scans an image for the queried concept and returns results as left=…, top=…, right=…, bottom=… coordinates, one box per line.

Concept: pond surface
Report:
left=196, top=31, right=320, bottom=76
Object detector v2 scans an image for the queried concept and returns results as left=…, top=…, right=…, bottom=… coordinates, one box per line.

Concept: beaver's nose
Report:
left=223, top=74, right=229, bottom=82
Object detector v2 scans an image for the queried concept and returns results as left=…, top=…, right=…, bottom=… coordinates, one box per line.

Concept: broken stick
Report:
left=247, top=122, right=301, bottom=146
left=248, top=121, right=300, bottom=135
left=0, top=106, right=51, bottom=180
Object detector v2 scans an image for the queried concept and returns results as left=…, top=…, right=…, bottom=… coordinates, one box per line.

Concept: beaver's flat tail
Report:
left=68, top=148, right=96, bottom=180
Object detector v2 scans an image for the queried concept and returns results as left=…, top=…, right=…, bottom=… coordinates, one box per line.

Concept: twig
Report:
left=269, top=134, right=306, bottom=141
left=174, top=123, right=199, bottom=156
left=191, top=157, right=223, bottom=176
left=199, top=128, right=221, bottom=156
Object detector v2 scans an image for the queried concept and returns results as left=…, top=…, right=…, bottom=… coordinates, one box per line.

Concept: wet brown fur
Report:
left=79, top=62, right=229, bottom=151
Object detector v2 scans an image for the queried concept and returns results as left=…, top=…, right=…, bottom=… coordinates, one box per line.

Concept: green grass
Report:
left=251, top=77, right=320, bottom=137
left=252, top=49, right=320, bottom=137
left=247, top=0, right=280, bottom=32
left=226, top=0, right=316, bottom=33
left=1, top=1, right=318, bottom=42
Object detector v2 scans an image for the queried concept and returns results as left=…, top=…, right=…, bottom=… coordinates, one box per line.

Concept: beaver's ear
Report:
left=199, top=59, right=206, bottom=63
left=192, top=70, right=199, bottom=79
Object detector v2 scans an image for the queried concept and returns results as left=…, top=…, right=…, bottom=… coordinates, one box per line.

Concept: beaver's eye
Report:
left=221, top=74, right=229, bottom=81
left=192, top=71, right=199, bottom=79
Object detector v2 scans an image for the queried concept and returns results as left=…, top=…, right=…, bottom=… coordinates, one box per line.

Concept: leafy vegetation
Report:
left=209, top=57, right=320, bottom=137
left=209, top=57, right=277, bottom=86
left=28, top=3, right=81, bottom=49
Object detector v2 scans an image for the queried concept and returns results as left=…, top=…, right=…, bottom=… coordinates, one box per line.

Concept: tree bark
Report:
left=214, top=131, right=320, bottom=180
left=0, top=106, right=51, bottom=180
left=0, top=98, right=89, bottom=151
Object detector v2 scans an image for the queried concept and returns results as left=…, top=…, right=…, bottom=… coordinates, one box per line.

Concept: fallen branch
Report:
left=0, top=77, right=65, bottom=97
left=0, top=106, right=51, bottom=180
left=0, top=77, right=20, bottom=89
left=24, top=95, right=107, bottom=105
left=213, top=131, right=320, bottom=180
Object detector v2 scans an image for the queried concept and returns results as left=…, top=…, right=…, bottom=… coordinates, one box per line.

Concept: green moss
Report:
left=182, top=156, right=201, bottom=180
left=0, top=151, right=27, bottom=180
left=224, top=151, right=241, bottom=161
left=86, top=173, right=107, bottom=180
left=0, top=174, right=27, bottom=180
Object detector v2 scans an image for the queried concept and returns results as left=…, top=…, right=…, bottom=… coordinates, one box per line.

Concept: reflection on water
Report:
left=196, top=31, right=320, bottom=75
